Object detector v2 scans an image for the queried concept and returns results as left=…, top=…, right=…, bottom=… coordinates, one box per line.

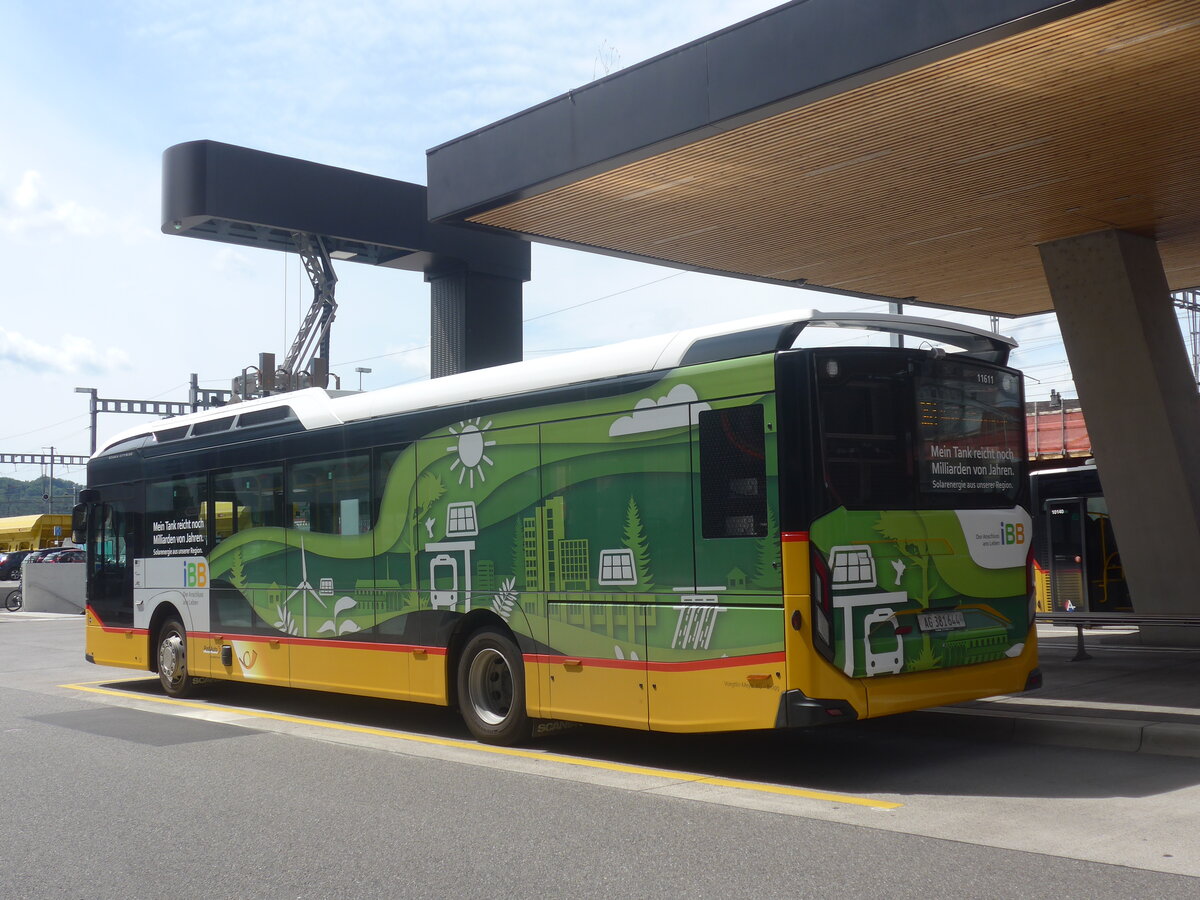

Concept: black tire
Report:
left=156, top=617, right=196, bottom=698
left=457, top=629, right=530, bottom=745
left=5, top=589, right=21, bottom=611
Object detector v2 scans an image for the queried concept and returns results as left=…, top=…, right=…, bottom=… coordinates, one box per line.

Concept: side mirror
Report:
left=72, top=503, right=89, bottom=546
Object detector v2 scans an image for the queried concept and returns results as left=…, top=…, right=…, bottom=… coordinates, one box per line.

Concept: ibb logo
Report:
left=1001, top=522, right=1025, bottom=545
left=183, top=561, right=208, bottom=588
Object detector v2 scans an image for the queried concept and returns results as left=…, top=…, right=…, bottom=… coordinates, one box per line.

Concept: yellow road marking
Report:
left=61, top=679, right=901, bottom=810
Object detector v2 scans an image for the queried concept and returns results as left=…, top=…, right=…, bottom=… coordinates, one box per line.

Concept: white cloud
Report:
left=609, top=383, right=709, bottom=436
left=13, top=170, right=40, bottom=209
left=2, top=169, right=120, bottom=240
left=0, top=328, right=131, bottom=375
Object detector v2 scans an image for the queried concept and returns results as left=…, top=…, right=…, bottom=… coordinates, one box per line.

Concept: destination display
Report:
left=916, top=367, right=1023, bottom=501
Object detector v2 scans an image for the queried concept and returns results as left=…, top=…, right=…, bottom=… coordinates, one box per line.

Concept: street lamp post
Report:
left=355, top=367, right=372, bottom=391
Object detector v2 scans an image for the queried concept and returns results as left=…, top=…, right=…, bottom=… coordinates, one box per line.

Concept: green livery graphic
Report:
left=198, top=350, right=1028, bottom=680
left=207, top=360, right=787, bottom=668
left=810, top=507, right=1030, bottom=677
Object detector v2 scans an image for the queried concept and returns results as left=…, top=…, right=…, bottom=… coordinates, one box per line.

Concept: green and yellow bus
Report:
left=77, top=310, right=1038, bottom=744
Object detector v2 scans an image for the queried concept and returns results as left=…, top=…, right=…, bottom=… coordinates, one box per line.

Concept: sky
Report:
left=0, top=0, right=1111, bottom=487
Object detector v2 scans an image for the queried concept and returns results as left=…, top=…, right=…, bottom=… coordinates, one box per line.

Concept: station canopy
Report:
left=426, top=0, right=1200, bottom=317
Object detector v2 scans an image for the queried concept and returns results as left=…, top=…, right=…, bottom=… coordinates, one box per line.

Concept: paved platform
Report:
left=910, top=624, right=1200, bottom=757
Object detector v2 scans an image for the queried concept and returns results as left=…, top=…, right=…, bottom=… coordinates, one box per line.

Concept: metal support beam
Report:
left=428, top=266, right=523, bottom=377
left=163, top=140, right=531, bottom=386
left=0, top=453, right=90, bottom=466
left=72, top=380, right=233, bottom=460
left=189, top=374, right=234, bottom=411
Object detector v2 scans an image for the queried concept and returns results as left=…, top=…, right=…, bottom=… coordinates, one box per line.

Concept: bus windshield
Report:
left=815, top=350, right=1024, bottom=510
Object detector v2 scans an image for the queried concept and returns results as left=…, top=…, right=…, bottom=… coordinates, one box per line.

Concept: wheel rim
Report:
left=159, top=630, right=186, bottom=688
left=467, top=647, right=513, bottom=726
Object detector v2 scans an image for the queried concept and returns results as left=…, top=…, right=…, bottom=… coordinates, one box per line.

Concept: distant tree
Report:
left=0, top=476, right=85, bottom=517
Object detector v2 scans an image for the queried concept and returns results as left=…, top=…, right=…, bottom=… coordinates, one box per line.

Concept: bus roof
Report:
left=96, top=309, right=1015, bottom=456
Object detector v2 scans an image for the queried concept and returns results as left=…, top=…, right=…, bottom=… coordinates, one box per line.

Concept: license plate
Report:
left=918, top=610, right=966, bottom=632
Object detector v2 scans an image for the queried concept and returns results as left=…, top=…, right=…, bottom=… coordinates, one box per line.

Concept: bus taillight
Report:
left=810, top=545, right=834, bottom=661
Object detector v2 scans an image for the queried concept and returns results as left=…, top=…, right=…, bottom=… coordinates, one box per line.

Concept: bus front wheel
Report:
left=157, top=618, right=196, bottom=698
left=457, top=629, right=529, bottom=745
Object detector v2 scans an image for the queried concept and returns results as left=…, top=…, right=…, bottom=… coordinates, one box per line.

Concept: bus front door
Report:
left=1046, top=498, right=1087, bottom=613
left=85, top=490, right=145, bottom=668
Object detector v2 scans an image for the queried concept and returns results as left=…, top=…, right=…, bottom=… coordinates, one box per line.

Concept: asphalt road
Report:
left=2, top=613, right=1197, bottom=899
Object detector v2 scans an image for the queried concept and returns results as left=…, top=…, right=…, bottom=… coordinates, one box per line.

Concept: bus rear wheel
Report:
left=157, top=617, right=196, bottom=698
left=457, top=629, right=529, bottom=745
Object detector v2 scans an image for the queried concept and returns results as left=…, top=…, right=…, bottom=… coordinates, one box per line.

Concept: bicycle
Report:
left=4, top=587, right=21, bottom=612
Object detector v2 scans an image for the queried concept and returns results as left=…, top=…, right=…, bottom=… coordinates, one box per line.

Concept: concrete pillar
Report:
left=427, top=266, right=523, bottom=377
left=1038, top=229, right=1200, bottom=639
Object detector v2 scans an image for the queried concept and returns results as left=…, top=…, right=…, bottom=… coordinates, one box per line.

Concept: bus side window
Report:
left=289, top=455, right=371, bottom=535
left=147, top=476, right=210, bottom=555
left=698, top=405, right=767, bottom=538
left=213, top=466, right=284, bottom=539
left=98, top=504, right=126, bottom=570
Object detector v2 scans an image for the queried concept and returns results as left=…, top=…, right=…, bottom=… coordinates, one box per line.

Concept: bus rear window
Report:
left=814, top=351, right=1024, bottom=510
left=916, top=364, right=1023, bottom=505
left=816, top=355, right=914, bottom=509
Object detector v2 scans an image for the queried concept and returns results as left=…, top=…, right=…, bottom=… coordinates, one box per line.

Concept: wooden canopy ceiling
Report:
left=465, top=0, right=1200, bottom=316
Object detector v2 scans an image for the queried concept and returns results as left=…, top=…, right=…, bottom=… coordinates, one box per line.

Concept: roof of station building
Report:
left=426, top=0, right=1200, bottom=317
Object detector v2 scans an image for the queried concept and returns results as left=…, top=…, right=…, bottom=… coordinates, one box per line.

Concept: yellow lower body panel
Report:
left=647, top=659, right=784, bottom=733
left=85, top=614, right=148, bottom=672
left=865, top=630, right=1038, bottom=717
left=537, top=657, right=649, bottom=730
left=289, top=641, right=409, bottom=699
left=210, top=637, right=290, bottom=687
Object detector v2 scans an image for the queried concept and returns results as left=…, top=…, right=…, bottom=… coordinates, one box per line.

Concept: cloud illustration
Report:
left=609, top=384, right=710, bottom=436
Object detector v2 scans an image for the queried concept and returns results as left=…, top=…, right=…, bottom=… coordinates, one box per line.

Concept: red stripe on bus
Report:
left=781, top=531, right=809, bottom=542
left=528, top=651, right=785, bottom=673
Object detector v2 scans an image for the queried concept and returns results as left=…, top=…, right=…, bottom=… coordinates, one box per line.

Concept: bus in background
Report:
left=1031, top=464, right=1130, bottom=614
left=75, top=310, right=1038, bottom=745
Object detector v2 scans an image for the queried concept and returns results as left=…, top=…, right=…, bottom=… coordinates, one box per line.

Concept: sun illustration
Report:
left=447, top=418, right=496, bottom=487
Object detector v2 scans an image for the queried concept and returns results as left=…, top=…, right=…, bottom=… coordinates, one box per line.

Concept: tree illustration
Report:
left=873, top=510, right=938, bottom=606
left=406, top=471, right=446, bottom=593
left=751, top=506, right=780, bottom=588
left=416, top=471, right=445, bottom=519
left=229, top=548, right=246, bottom=589
left=622, top=496, right=654, bottom=591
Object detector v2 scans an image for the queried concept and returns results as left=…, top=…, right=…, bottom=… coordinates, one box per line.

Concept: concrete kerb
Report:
left=908, top=706, right=1200, bottom=759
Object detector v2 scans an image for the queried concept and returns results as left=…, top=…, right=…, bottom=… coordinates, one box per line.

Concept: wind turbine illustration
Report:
left=284, top=537, right=328, bottom=637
